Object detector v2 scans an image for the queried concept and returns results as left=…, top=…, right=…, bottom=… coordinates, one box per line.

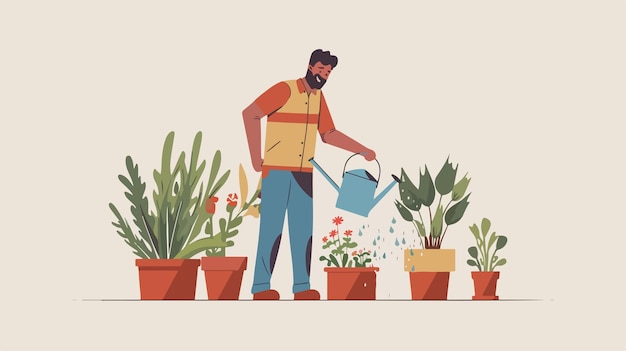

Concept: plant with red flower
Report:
left=177, top=164, right=261, bottom=258
left=319, top=216, right=372, bottom=268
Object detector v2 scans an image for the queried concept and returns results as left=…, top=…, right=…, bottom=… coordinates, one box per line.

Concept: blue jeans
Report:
left=251, top=170, right=313, bottom=294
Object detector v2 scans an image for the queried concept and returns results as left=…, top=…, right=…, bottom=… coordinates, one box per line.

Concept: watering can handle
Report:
left=342, top=153, right=381, bottom=182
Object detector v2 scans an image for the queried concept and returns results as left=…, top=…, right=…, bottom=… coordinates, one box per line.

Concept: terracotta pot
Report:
left=408, top=272, right=450, bottom=300
left=471, top=271, right=500, bottom=300
left=135, top=259, right=201, bottom=300
left=324, top=266, right=380, bottom=300
left=404, top=249, right=455, bottom=300
left=201, top=256, right=247, bottom=300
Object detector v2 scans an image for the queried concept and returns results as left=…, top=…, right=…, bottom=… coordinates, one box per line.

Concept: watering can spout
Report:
left=373, top=174, right=401, bottom=208
left=308, top=157, right=340, bottom=192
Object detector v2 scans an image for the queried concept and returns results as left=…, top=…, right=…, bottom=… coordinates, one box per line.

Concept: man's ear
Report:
left=307, top=65, right=313, bottom=71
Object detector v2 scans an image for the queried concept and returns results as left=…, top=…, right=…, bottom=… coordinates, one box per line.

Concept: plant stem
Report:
left=412, top=221, right=424, bottom=249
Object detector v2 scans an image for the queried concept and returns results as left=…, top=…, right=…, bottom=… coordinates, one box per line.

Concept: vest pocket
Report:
left=266, top=140, right=281, bottom=153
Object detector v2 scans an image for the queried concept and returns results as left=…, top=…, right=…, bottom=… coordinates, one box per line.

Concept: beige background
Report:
left=1, top=1, right=625, bottom=350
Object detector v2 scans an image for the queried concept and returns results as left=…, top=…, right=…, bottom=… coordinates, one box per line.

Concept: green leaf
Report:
left=223, top=229, right=239, bottom=240
left=219, top=218, right=227, bottom=234
left=229, top=216, right=243, bottom=229
left=395, top=200, right=414, bottom=222
left=444, top=193, right=470, bottom=225
left=451, top=174, right=471, bottom=201
left=416, top=166, right=436, bottom=207
left=435, top=157, right=457, bottom=195
left=468, top=246, right=478, bottom=259
left=481, top=217, right=491, bottom=237
left=398, top=168, right=421, bottom=211
left=469, top=224, right=480, bottom=241
left=494, top=258, right=507, bottom=268
left=487, top=232, right=498, bottom=251
left=319, top=256, right=332, bottom=267
left=431, top=204, right=444, bottom=237
left=467, top=259, right=478, bottom=267
left=329, top=255, right=340, bottom=267
left=415, top=220, right=427, bottom=237
left=341, top=253, right=349, bottom=267
left=174, top=237, right=228, bottom=259
left=496, top=236, right=508, bottom=250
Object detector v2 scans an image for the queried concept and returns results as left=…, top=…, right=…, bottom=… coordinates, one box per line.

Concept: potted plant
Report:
left=319, top=215, right=379, bottom=300
left=176, top=164, right=261, bottom=300
left=467, top=217, right=508, bottom=300
left=394, top=157, right=471, bottom=300
left=109, top=131, right=230, bottom=300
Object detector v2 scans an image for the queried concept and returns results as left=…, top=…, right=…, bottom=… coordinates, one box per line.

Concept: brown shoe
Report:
left=253, top=289, right=280, bottom=300
left=294, top=289, right=320, bottom=300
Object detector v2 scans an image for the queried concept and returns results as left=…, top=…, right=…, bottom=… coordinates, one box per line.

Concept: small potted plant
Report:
left=467, top=217, right=508, bottom=300
left=394, top=157, right=471, bottom=300
left=319, top=216, right=379, bottom=300
left=109, top=131, right=230, bottom=300
left=175, top=164, right=261, bottom=300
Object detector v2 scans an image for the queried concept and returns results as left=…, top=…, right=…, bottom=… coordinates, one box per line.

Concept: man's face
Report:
left=305, top=61, right=333, bottom=90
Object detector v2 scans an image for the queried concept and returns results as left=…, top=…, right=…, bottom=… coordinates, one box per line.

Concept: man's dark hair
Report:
left=309, top=49, right=338, bottom=68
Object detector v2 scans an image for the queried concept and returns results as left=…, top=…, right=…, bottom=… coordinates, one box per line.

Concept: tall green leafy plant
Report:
left=467, top=217, right=508, bottom=271
left=109, top=131, right=230, bottom=259
left=394, top=157, right=471, bottom=249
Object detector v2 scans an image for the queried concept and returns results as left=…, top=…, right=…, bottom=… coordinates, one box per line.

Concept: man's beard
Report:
left=305, top=69, right=327, bottom=90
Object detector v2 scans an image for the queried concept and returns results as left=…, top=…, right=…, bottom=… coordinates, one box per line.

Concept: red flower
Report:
left=344, top=229, right=353, bottom=237
left=227, top=193, right=238, bottom=208
left=332, top=216, right=343, bottom=225
left=322, top=236, right=328, bottom=243
left=329, top=229, right=338, bottom=238
left=205, top=196, right=219, bottom=214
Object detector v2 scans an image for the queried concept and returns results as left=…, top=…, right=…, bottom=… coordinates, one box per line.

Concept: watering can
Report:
left=309, top=154, right=400, bottom=217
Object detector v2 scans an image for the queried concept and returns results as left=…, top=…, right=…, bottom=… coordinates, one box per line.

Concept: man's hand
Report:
left=360, top=149, right=376, bottom=161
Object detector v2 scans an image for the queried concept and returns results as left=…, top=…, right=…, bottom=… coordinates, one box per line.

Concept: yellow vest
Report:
left=262, top=80, right=322, bottom=174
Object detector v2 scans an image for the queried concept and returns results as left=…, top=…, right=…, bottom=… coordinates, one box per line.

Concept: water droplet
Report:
left=373, top=251, right=377, bottom=258
left=358, top=229, right=363, bottom=236
left=402, top=238, right=406, bottom=245
left=377, top=235, right=381, bottom=241
left=391, top=217, right=397, bottom=224
left=383, top=253, right=387, bottom=259
left=410, top=248, right=414, bottom=256
left=411, top=265, right=415, bottom=272
left=362, top=224, right=366, bottom=229
left=394, top=238, right=400, bottom=246
left=372, top=239, right=377, bottom=246
left=389, top=226, right=394, bottom=233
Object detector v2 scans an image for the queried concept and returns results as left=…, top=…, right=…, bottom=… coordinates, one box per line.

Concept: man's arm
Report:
left=320, top=129, right=376, bottom=161
left=242, top=82, right=291, bottom=172
left=242, top=102, right=265, bottom=172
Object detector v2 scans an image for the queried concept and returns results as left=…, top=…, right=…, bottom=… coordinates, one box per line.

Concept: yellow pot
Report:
left=404, top=249, right=455, bottom=272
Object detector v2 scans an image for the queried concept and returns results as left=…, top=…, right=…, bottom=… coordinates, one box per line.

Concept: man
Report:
left=242, top=49, right=376, bottom=300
